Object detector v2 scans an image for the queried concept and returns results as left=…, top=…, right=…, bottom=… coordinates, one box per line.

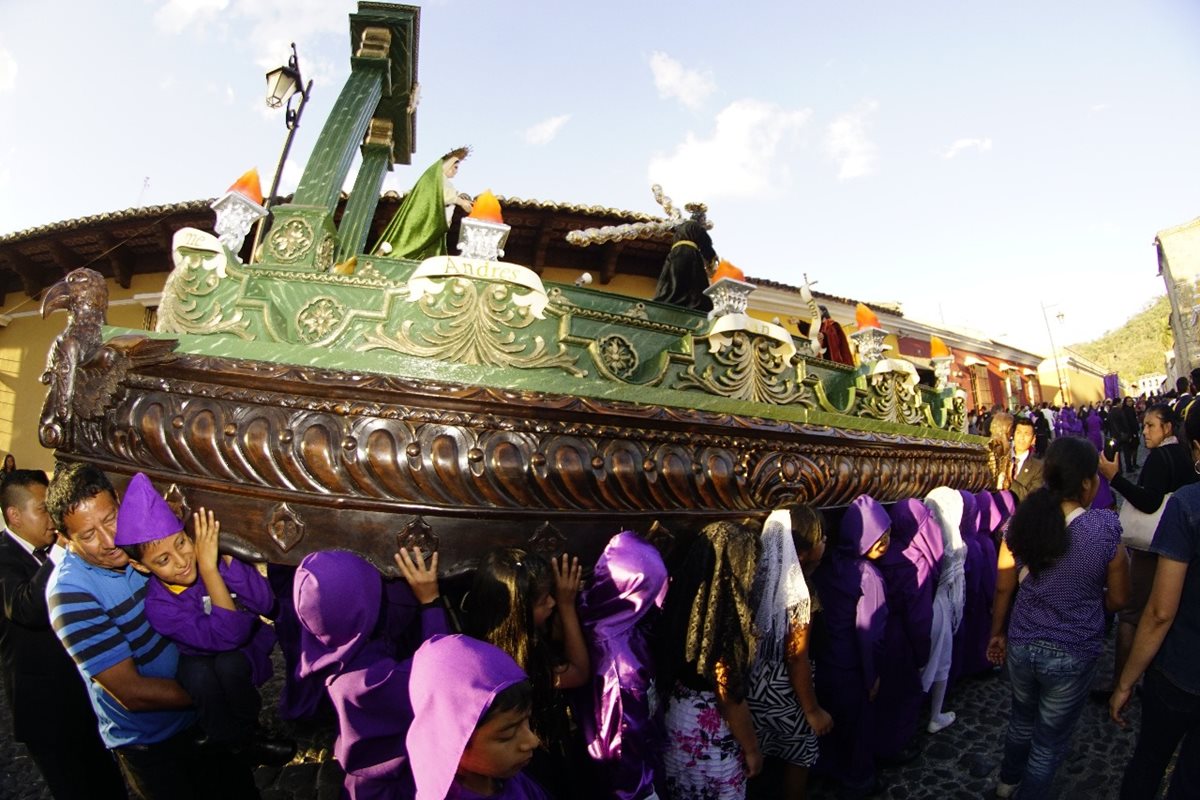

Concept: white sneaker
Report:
left=995, top=781, right=1019, bottom=798
left=927, top=711, right=957, bottom=733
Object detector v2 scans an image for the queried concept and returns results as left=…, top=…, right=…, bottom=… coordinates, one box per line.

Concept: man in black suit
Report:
left=1009, top=417, right=1044, bottom=502
left=0, top=469, right=126, bottom=799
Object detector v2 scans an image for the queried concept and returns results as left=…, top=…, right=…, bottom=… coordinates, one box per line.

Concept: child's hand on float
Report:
left=552, top=554, right=582, bottom=608
left=193, top=508, right=221, bottom=574
left=394, top=546, right=440, bottom=604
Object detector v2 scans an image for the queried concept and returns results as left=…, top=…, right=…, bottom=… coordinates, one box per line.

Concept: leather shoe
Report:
left=236, top=736, right=296, bottom=767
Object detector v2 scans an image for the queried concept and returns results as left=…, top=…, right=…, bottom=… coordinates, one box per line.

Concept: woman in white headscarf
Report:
left=922, top=486, right=967, bottom=733
left=747, top=505, right=832, bottom=799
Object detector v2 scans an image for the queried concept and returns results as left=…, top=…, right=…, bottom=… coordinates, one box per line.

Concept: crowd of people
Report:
left=1, top=386, right=1199, bottom=799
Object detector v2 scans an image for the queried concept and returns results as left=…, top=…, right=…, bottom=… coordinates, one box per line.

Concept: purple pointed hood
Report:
left=408, top=634, right=529, bottom=800
left=997, top=490, right=1016, bottom=520
left=114, top=472, right=184, bottom=545
left=839, top=495, right=891, bottom=558
left=958, top=490, right=979, bottom=541
left=886, top=498, right=944, bottom=585
left=975, top=491, right=1003, bottom=538
left=580, top=531, right=668, bottom=640
left=294, top=551, right=382, bottom=680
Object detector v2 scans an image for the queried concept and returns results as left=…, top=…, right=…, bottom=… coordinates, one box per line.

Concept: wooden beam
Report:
left=600, top=242, right=625, bottom=285
left=0, top=248, right=44, bottom=298
left=97, top=231, right=133, bottom=288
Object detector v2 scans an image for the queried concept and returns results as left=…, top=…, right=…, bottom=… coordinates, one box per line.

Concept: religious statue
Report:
left=818, top=305, right=854, bottom=366
left=373, top=146, right=475, bottom=260
left=651, top=220, right=717, bottom=313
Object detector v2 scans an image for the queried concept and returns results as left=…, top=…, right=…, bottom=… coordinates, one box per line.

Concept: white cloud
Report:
left=647, top=98, right=810, bottom=202
left=942, top=137, right=992, bottom=159
left=154, top=0, right=230, bottom=34
left=1090, top=103, right=1110, bottom=113
left=649, top=51, right=716, bottom=110
left=523, top=114, right=570, bottom=146
left=0, top=48, right=16, bottom=93
left=826, top=100, right=879, bottom=180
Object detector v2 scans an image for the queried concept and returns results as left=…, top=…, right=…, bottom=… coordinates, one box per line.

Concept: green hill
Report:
left=1067, top=294, right=1173, bottom=380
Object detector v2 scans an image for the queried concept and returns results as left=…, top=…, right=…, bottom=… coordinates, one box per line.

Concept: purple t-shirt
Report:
left=1007, top=508, right=1121, bottom=660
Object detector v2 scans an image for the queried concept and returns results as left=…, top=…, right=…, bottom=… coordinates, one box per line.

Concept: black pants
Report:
left=115, top=724, right=258, bottom=800
left=176, top=651, right=261, bottom=744
left=26, top=729, right=127, bottom=800
left=1120, top=667, right=1200, bottom=799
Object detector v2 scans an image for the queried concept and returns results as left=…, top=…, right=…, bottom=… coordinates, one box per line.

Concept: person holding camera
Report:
left=1098, top=402, right=1198, bottom=699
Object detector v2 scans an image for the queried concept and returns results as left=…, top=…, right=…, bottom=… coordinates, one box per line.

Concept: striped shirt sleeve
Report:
left=49, top=585, right=133, bottom=678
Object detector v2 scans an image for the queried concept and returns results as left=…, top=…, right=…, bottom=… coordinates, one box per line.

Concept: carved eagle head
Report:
left=42, top=268, right=109, bottom=327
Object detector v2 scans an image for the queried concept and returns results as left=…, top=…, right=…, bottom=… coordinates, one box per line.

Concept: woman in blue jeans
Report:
left=1110, top=400, right=1200, bottom=799
left=987, top=436, right=1131, bottom=799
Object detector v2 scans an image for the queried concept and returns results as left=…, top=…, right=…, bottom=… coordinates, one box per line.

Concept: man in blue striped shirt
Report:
left=46, top=463, right=256, bottom=799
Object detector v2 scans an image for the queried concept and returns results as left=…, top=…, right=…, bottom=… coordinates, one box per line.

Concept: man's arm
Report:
left=0, top=556, right=55, bottom=628
left=92, top=657, right=193, bottom=712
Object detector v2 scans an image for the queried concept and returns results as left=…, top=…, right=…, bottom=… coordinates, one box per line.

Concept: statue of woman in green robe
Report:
left=373, top=146, right=474, bottom=260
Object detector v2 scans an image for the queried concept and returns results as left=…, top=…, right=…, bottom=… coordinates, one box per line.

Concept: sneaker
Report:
left=927, top=711, right=956, bottom=733
left=995, top=781, right=1019, bottom=798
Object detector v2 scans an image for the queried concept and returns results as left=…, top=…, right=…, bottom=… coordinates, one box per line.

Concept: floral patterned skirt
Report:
left=663, top=682, right=746, bottom=800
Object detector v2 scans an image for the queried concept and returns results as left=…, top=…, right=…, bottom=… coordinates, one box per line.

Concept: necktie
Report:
left=32, top=546, right=50, bottom=565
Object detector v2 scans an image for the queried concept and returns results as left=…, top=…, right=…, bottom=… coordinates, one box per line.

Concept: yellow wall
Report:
left=0, top=273, right=166, bottom=475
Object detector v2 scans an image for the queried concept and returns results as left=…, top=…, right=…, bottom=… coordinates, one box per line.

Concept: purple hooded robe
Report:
left=955, top=491, right=1001, bottom=679
left=144, top=557, right=277, bottom=685
left=873, top=499, right=942, bottom=758
left=571, top=532, right=668, bottom=800
left=951, top=491, right=988, bottom=684
left=409, top=635, right=549, bottom=800
left=294, top=551, right=449, bottom=800
left=815, top=495, right=890, bottom=789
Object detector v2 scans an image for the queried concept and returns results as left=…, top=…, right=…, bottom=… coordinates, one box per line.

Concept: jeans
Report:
left=998, top=640, right=1098, bottom=800
left=176, top=651, right=261, bottom=744
left=115, top=724, right=258, bottom=800
left=1120, top=667, right=1200, bottom=799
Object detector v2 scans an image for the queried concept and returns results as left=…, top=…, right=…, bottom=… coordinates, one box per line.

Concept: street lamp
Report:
left=250, top=43, right=313, bottom=263
left=1041, top=302, right=1069, bottom=406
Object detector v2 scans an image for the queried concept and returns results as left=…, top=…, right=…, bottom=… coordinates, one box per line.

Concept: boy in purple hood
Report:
left=409, top=634, right=549, bottom=800
left=114, top=472, right=290, bottom=764
left=815, top=495, right=891, bottom=798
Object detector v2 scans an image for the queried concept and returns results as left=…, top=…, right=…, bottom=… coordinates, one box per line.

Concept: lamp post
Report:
left=250, top=43, right=313, bottom=263
left=1041, top=302, right=1068, bottom=406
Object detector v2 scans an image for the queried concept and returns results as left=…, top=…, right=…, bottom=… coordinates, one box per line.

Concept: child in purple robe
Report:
left=814, top=495, right=891, bottom=799
left=294, top=548, right=449, bottom=800
left=952, top=491, right=987, bottom=684
left=114, top=472, right=290, bottom=761
left=955, top=491, right=1001, bottom=679
left=873, top=498, right=942, bottom=763
left=922, top=486, right=966, bottom=734
left=408, top=634, right=548, bottom=800
left=571, top=531, right=668, bottom=800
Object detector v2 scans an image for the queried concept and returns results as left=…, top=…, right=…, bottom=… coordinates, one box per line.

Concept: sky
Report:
left=1, top=0, right=1198, bottom=358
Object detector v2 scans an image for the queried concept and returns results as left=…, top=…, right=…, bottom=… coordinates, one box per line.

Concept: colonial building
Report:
left=1157, top=215, right=1200, bottom=382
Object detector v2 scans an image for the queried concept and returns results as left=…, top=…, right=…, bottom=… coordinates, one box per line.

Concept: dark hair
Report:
left=1145, top=402, right=1179, bottom=435
left=1013, top=417, right=1035, bottom=433
left=1187, top=400, right=1200, bottom=444
left=1006, top=437, right=1097, bottom=575
left=782, top=503, right=825, bottom=553
left=0, top=469, right=49, bottom=527
left=45, top=463, right=115, bottom=533
left=478, top=680, right=534, bottom=728
left=119, top=528, right=191, bottom=562
left=464, top=547, right=556, bottom=737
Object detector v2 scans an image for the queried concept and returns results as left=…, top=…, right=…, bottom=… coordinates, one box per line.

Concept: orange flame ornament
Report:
left=710, top=259, right=745, bottom=283
left=930, top=335, right=951, bottom=358
left=855, top=303, right=881, bottom=330
left=227, top=168, right=264, bottom=206
left=467, top=190, right=503, bottom=224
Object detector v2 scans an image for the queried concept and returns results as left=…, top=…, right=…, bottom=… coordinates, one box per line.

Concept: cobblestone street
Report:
left=0, top=631, right=1153, bottom=800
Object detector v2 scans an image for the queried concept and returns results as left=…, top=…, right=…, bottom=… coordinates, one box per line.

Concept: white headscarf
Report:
left=923, top=486, right=967, bottom=631
left=753, top=508, right=812, bottom=662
